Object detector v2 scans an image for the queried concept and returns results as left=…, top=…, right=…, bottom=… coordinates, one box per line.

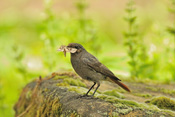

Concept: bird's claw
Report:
left=77, top=94, right=94, bottom=99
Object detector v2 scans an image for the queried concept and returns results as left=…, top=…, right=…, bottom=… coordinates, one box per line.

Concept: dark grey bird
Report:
left=66, top=43, right=130, bottom=96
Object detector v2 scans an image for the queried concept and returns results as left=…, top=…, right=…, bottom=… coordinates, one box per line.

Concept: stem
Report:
left=174, top=13, right=175, bottom=61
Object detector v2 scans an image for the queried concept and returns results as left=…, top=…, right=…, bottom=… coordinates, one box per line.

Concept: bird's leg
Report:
left=77, top=82, right=96, bottom=98
left=85, top=82, right=96, bottom=96
left=92, top=82, right=100, bottom=96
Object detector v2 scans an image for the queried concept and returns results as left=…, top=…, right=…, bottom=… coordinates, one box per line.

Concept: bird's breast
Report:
left=71, top=58, right=85, bottom=78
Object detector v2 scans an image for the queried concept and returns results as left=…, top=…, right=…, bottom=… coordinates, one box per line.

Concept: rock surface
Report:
left=14, top=72, right=175, bottom=117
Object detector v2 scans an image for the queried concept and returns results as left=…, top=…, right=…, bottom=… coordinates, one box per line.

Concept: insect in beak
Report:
left=57, top=45, right=67, bottom=57
left=57, top=45, right=78, bottom=57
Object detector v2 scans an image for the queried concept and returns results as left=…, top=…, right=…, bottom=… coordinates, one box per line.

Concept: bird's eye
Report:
left=75, top=46, right=79, bottom=49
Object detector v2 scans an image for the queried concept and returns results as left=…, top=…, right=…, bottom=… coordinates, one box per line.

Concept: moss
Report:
left=119, top=100, right=140, bottom=107
left=69, top=111, right=79, bottom=117
left=133, top=93, right=152, bottom=98
left=37, top=97, right=62, bottom=116
left=62, top=110, right=79, bottom=117
left=113, top=103, right=133, bottom=114
left=53, top=75, right=70, bottom=80
left=97, top=94, right=118, bottom=103
left=103, top=90, right=125, bottom=99
left=146, top=87, right=175, bottom=96
left=97, top=94, right=165, bottom=115
left=146, top=87, right=158, bottom=92
left=55, top=76, right=86, bottom=88
left=114, top=103, right=126, bottom=108
left=68, top=87, right=82, bottom=94
left=57, top=82, right=70, bottom=86
left=145, top=110, right=154, bottom=115
left=97, top=94, right=140, bottom=107
left=105, top=110, right=119, bottom=117
left=27, top=104, right=38, bottom=117
left=118, top=108, right=133, bottom=115
left=149, top=96, right=175, bottom=111
left=26, top=90, right=32, bottom=99
left=67, top=86, right=89, bottom=95
left=160, top=89, right=175, bottom=96
left=115, top=88, right=127, bottom=93
left=64, top=78, right=86, bottom=87
left=112, top=112, right=119, bottom=117
left=42, top=88, right=49, bottom=93
left=162, top=110, right=175, bottom=117
left=111, top=100, right=142, bottom=115
left=16, top=88, right=63, bottom=117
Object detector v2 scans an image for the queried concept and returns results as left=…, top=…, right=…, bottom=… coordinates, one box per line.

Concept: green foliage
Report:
left=103, top=89, right=125, bottom=99
left=124, top=0, right=160, bottom=80
left=124, top=0, right=138, bottom=79
left=64, top=78, right=86, bottom=87
left=11, top=45, right=28, bottom=81
left=40, top=0, right=60, bottom=71
left=168, top=0, right=175, bottom=14
left=75, top=0, right=100, bottom=54
left=146, top=87, right=175, bottom=96
left=40, top=0, right=100, bottom=72
left=149, top=96, right=175, bottom=111
left=0, top=0, right=175, bottom=116
left=166, top=0, right=175, bottom=80
left=124, top=0, right=152, bottom=79
left=133, top=93, right=152, bottom=98
left=0, top=82, right=5, bottom=116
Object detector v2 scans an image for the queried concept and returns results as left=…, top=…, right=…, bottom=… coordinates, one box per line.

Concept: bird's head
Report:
left=67, top=43, right=85, bottom=54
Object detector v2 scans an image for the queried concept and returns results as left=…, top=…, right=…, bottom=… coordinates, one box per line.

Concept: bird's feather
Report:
left=108, top=78, right=131, bottom=92
left=82, top=53, right=121, bottom=81
left=82, top=54, right=131, bottom=92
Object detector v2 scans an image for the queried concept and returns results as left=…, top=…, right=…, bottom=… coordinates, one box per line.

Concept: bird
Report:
left=66, top=43, right=131, bottom=96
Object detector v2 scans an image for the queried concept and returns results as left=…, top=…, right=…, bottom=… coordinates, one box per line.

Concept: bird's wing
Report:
left=82, top=54, right=121, bottom=81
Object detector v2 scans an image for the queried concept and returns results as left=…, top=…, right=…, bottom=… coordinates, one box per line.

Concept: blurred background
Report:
left=0, top=0, right=175, bottom=116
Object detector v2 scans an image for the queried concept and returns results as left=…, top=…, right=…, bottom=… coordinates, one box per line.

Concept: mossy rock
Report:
left=103, top=89, right=125, bottom=99
left=148, top=96, right=175, bottom=111
left=14, top=72, right=175, bottom=117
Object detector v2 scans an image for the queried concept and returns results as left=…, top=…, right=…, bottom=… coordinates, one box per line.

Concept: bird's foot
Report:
left=77, top=94, right=94, bottom=99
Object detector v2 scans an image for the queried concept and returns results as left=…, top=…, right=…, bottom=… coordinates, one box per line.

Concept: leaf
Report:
left=123, top=32, right=138, bottom=37
left=167, top=27, right=175, bottom=35
left=127, top=0, right=135, bottom=6
left=128, top=49, right=137, bottom=58
left=76, top=1, right=88, bottom=10
left=128, top=61, right=136, bottom=66
left=124, top=41, right=131, bottom=46
left=168, top=7, right=175, bottom=13
left=129, top=16, right=137, bottom=24
left=125, top=8, right=136, bottom=13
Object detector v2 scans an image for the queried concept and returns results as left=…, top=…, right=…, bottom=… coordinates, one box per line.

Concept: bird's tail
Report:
left=108, top=77, right=131, bottom=92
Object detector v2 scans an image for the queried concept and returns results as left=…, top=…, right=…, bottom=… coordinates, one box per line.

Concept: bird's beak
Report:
left=67, top=47, right=77, bottom=53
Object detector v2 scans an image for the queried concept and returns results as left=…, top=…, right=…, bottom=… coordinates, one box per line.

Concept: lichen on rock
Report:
left=14, top=72, right=175, bottom=117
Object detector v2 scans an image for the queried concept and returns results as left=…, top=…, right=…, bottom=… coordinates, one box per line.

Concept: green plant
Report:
left=124, top=0, right=157, bottom=79
left=166, top=0, right=175, bottom=80
left=149, top=96, right=175, bottom=111
left=0, top=82, right=5, bottom=116
left=12, top=45, right=28, bottom=82
left=124, top=0, right=140, bottom=79
left=167, top=0, right=175, bottom=57
left=75, top=0, right=100, bottom=54
left=40, top=0, right=63, bottom=71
